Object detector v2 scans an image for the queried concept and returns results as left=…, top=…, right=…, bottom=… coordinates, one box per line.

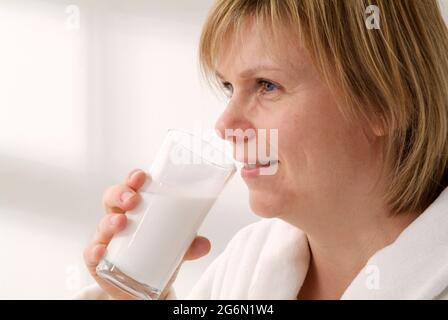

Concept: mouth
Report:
left=241, top=160, right=279, bottom=178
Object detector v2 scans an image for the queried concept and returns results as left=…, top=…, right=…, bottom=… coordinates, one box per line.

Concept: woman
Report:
left=77, top=0, right=448, bottom=299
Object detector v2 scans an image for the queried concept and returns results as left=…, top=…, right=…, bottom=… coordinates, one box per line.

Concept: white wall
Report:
left=0, top=0, right=258, bottom=299
left=1, top=0, right=447, bottom=299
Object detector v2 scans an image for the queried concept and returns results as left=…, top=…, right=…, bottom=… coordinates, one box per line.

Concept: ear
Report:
left=371, top=122, right=385, bottom=137
left=369, top=114, right=386, bottom=137
left=361, top=114, right=386, bottom=145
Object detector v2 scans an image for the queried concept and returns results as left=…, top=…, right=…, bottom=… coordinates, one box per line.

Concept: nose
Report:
left=215, top=98, right=254, bottom=143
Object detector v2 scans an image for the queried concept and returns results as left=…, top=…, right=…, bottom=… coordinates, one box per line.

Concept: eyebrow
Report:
left=215, top=64, right=282, bottom=80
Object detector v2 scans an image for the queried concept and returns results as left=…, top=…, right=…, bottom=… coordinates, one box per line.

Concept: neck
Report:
left=288, top=195, right=421, bottom=299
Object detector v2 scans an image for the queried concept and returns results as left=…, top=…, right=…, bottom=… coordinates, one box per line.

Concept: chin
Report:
left=248, top=190, right=283, bottom=218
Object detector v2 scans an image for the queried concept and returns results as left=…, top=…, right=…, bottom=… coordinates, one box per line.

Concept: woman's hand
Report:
left=83, top=169, right=211, bottom=300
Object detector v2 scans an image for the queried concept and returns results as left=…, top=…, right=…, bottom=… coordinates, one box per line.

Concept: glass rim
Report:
left=166, top=128, right=236, bottom=172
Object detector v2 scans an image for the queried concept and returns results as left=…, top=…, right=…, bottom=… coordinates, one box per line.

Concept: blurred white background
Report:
left=1, top=0, right=447, bottom=299
left=0, top=0, right=259, bottom=299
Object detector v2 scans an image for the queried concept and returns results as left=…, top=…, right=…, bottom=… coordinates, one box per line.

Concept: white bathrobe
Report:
left=75, top=187, right=448, bottom=300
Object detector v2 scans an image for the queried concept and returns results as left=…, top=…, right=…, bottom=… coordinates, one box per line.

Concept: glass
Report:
left=96, top=129, right=236, bottom=300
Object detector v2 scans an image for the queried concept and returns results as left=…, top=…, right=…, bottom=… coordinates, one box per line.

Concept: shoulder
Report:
left=227, top=218, right=280, bottom=245
left=186, top=218, right=307, bottom=299
left=214, top=218, right=300, bottom=263
left=227, top=217, right=299, bottom=247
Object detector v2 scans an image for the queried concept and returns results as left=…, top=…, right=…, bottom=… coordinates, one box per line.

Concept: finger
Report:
left=94, top=213, right=127, bottom=245
left=102, top=184, right=140, bottom=213
left=183, top=236, right=211, bottom=261
left=84, top=243, right=107, bottom=269
left=126, top=169, right=148, bottom=191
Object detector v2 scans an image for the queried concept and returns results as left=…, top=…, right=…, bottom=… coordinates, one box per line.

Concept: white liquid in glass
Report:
left=104, top=188, right=216, bottom=291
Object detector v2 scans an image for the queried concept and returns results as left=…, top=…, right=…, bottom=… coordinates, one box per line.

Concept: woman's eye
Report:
left=221, top=82, right=233, bottom=97
left=259, top=80, right=279, bottom=93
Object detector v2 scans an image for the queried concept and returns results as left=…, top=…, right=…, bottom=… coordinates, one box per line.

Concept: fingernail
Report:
left=127, top=169, right=141, bottom=182
left=110, top=215, right=122, bottom=226
left=120, top=191, right=135, bottom=203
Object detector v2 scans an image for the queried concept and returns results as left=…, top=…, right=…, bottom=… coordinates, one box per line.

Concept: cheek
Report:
left=278, top=91, right=374, bottom=190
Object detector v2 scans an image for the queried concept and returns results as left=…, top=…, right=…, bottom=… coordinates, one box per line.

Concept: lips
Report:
left=241, top=160, right=279, bottom=178
left=243, top=160, right=279, bottom=169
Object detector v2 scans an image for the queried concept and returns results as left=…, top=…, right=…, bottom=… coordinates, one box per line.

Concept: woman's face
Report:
left=214, top=20, right=384, bottom=222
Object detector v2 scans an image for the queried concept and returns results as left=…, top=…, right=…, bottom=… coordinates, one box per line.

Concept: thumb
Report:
left=183, top=236, right=211, bottom=261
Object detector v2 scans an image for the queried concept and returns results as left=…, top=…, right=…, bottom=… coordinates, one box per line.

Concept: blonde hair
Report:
left=199, top=0, right=448, bottom=215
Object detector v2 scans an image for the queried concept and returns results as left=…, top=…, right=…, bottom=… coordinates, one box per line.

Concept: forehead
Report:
left=215, top=17, right=308, bottom=77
